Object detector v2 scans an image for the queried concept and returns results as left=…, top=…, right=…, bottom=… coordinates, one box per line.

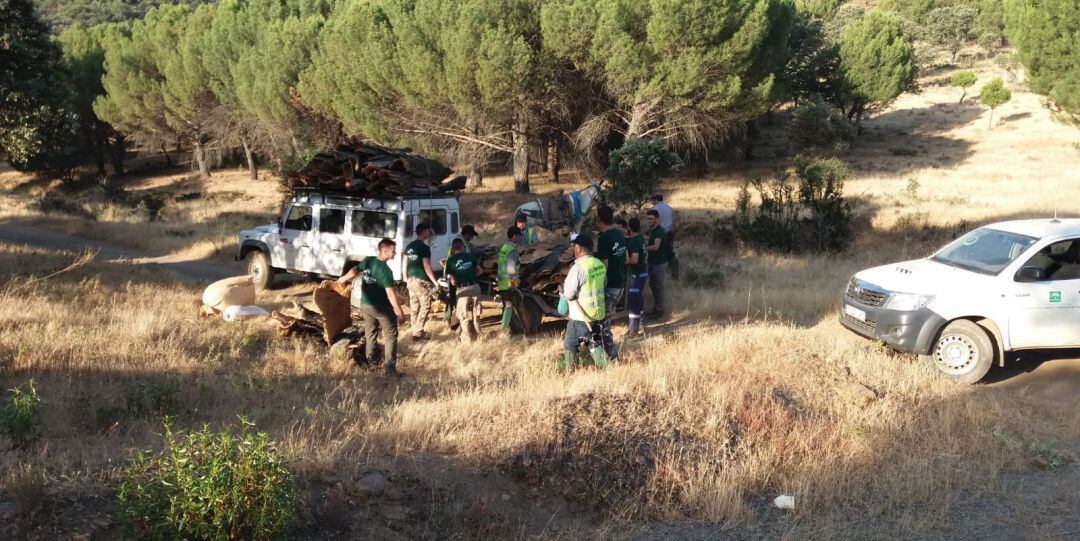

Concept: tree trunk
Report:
left=193, top=139, right=211, bottom=177
left=544, top=137, right=561, bottom=183
left=109, top=135, right=125, bottom=175
left=467, top=160, right=484, bottom=188
left=625, top=99, right=659, bottom=139
left=988, top=109, right=994, bottom=129
left=241, top=135, right=258, bottom=180
left=959, top=89, right=966, bottom=104
left=512, top=116, right=530, bottom=194
left=161, top=144, right=173, bottom=168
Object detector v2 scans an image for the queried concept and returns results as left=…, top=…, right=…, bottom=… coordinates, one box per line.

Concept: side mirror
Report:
left=1016, top=266, right=1047, bottom=282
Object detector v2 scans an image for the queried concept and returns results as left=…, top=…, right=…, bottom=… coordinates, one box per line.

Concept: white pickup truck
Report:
left=841, top=219, right=1080, bottom=383
left=236, top=189, right=463, bottom=289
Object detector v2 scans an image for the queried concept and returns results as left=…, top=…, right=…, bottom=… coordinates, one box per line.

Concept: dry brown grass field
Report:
left=3, top=58, right=1080, bottom=539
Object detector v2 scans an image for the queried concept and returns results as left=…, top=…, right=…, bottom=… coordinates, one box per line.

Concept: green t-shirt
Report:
left=596, top=227, right=627, bottom=286
left=404, top=239, right=431, bottom=281
left=446, top=252, right=478, bottom=286
left=646, top=226, right=667, bottom=266
left=357, top=257, right=395, bottom=311
left=627, top=234, right=648, bottom=275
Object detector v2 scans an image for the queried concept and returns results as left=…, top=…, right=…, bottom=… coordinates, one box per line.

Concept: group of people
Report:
left=552, top=197, right=675, bottom=369
left=336, top=193, right=676, bottom=376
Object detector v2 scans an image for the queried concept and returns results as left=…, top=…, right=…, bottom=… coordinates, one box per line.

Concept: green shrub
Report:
left=951, top=70, right=978, bottom=103
left=0, top=380, right=44, bottom=449
left=789, top=94, right=856, bottom=154
left=735, top=156, right=853, bottom=253
left=604, top=138, right=682, bottom=208
left=116, top=420, right=296, bottom=540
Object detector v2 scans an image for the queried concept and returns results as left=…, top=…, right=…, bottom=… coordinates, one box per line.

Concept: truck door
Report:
left=274, top=203, right=316, bottom=272
left=348, top=207, right=400, bottom=277
left=312, top=205, right=349, bottom=276
left=1009, top=238, right=1080, bottom=348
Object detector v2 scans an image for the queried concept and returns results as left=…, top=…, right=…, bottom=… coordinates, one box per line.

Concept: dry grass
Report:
left=3, top=59, right=1080, bottom=538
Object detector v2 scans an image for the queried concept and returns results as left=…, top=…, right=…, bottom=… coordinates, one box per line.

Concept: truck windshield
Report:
left=931, top=228, right=1037, bottom=275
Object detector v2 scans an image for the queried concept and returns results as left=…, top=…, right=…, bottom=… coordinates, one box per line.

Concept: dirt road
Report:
left=0, top=222, right=238, bottom=283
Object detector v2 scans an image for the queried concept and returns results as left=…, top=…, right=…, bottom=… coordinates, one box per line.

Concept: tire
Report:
left=245, top=250, right=276, bottom=290
left=921, top=320, right=994, bottom=384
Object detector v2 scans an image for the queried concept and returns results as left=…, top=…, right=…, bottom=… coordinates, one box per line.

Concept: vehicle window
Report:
left=450, top=211, right=459, bottom=234
left=931, top=228, right=1038, bottom=275
left=283, top=205, right=312, bottom=231
left=351, top=210, right=398, bottom=238
left=1018, top=239, right=1080, bottom=281
left=319, top=208, right=346, bottom=234
left=418, top=209, right=447, bottom=235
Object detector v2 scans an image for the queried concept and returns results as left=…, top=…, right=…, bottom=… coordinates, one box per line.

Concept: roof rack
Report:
left=289, top=187, right=459, bottom=201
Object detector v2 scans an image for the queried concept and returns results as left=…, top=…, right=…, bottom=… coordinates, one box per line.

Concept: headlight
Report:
left=886, top=293, right=935, bottom=311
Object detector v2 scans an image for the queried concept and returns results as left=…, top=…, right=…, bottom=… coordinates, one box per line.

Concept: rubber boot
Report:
left=590, top=347, right=608, bottom=369
left=627, top=318, right=640, bottom=336
left=500, top=306, right=513, bottom=329
left=558, top=351, right=575, bottom=371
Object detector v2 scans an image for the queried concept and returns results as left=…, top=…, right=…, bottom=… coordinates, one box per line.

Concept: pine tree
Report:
left=836, top=10, right=916, bottom=128
left=541, top=0, right=795, bottom=153
left=59, top=23, right=126, bottom=176
left=0, top=0, right=76, bottom=171
left=1005, top=0, right=1080, bottom=123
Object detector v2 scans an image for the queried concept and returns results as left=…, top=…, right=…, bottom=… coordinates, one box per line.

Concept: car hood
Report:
left=243, top=224, right=278, bottom=235
left=853, top=258, right=992, bottom=295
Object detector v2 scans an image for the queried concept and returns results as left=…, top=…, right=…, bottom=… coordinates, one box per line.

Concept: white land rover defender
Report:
left=236, top=189, right=462, bottom=289
left=841, top=219, right=1080, bottom=383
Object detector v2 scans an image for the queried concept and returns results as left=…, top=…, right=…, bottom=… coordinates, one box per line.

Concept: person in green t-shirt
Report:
left=645, top=209, right=668, bottom=317
left=404, top=223, right=439, bottom=341
left=445, top=238, right=481, bottom=342
left=625, top=217, right=648, bottom=335
left=338, top=238, right=406, bottom=377
left=595, top=205, right=628, bottom=317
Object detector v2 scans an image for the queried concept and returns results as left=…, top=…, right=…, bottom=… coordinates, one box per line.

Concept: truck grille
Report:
left=846, top=280, right=888, bottom=307
left=842, top=313, right=877, bottom=335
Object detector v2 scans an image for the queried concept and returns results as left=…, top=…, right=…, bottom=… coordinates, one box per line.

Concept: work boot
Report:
left=590, top=347, right=609, bottom=369
left=627, top=318, right=639, bottom=337
left=557, top=351, right=576, bottom=371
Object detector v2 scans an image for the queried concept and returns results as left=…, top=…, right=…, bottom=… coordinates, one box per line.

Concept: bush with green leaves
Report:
left=603, top=138, right=682, bottom=208
left=735, top=156, right=853, bottom=253
left=925, top=6, right=977, bottom=61
left=1, top=380, right=44, bottom=449
left=116, top=419, right=296, bottom=540
left=980, top=77, right=1012, bottom=128
left=951, top=70, right=978, bottom=104
left=789, top=94, right=856, bottom=154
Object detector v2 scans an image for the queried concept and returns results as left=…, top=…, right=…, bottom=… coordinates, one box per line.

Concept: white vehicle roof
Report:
left=982, top=218, right=1080, bottom=240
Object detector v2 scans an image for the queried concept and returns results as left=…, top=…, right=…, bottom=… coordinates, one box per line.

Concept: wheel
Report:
left=921, top=320, right=994, bottom=384
left=245, top=250, right=276, bottom=290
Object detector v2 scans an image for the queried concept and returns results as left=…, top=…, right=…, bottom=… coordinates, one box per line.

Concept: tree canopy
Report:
left=1005, top=0, right=1080, bottom=123
left=836, top=10, right=916, bottom=125
left=541, top=0, right=795, bottom=151
left=0, top=0, right=76, bottom=171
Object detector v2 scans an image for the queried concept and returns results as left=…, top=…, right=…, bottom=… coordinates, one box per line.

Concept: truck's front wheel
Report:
left=922, top=320, right=993, bottom=384
left=245, top=250, right=276, bottom=290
